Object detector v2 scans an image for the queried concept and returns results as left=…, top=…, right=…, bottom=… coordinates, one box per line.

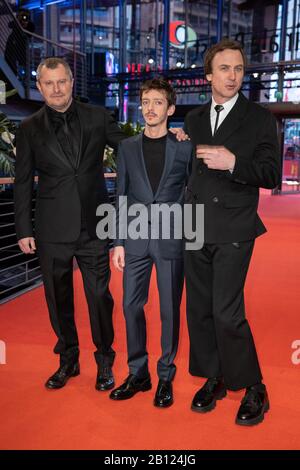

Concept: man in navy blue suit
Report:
left=110, top=79, right=193, bottom=407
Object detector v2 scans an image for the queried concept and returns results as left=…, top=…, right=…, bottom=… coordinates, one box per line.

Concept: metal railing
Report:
left=0, top=174, right=117, bottom=304
left=0, top=0, right=87, bottom=99
left=97, top=59, right=300, bottom=96
left=26, top=31, right=87, bottom=99
left=0, top=184, right=41, bottom=303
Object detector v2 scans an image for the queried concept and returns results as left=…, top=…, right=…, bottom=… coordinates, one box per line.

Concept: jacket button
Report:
left=198, top=169, right=202, bottom=175
left=212, top=197, right=219, bottom=203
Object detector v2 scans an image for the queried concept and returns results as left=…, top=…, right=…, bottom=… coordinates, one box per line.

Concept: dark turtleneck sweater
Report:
left=142, top=132, right=167, bottom=195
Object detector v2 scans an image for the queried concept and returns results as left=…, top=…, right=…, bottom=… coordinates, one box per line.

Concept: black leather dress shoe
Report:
left=110, top=374, right=152, bottom=400
left=45, top=362, right=80, bottom=389
left=191, top=377, right=226, bottom=413
left=154, top=380, right=173, bottom=408
left=236, top=384, right=269, bottom=426
left=95, top=366, right=115, bottom=391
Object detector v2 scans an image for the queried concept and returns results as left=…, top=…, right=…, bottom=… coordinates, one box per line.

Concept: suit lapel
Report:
left=213, top=93, right=249, bottom=145
left=198, top=101, right=213, bottom=144
left=136, top=134, right=154, bottom=197
left=193, top=102, right=212, bottom=171
left=74, top=102, right=84, bottom=169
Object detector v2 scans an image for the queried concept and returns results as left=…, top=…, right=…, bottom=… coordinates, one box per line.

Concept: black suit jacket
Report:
left=115, top=132, right=193, bottom=259
left=184, top=93, right=281, bottom=243
left=14, top=101, right=125, bottom=242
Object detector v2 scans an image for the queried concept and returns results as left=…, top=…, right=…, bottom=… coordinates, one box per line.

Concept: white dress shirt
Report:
left=210, top=94, right=239, bottom=135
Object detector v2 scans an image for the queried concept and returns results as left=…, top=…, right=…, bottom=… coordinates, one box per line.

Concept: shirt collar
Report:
left=211, top=93, right=239, bottom=113
left=46, top=99, right=76, bottom=119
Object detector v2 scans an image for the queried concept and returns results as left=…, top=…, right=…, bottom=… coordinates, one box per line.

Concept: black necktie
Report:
left=60, top=113, right=75, bottom=165
left=213, top=104, right=224, bottom=135
left=62, top=113, right=69, bottom=135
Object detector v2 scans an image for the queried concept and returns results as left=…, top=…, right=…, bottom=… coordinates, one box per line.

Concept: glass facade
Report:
left=17, top=1, right=300, bottom=63
left=282, top=118, right=300, bottom=192
left=9, top=0, right=300, bottom=192
left=16, top=1, right=300, bottom=113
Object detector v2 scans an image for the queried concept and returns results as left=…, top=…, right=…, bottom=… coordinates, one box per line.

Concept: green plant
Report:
left=0, top=112, right=16, bottom=177
left=103, top=121, right=144, bottom=172
left=119, top=121, right=144, bottom=137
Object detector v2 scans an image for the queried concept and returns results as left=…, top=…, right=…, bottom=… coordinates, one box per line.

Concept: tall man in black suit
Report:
left=14, top=57, right=125, bottom=391
left=109, top=79, right=192, bottom=407
left=184, top=39, right=281, bottom=425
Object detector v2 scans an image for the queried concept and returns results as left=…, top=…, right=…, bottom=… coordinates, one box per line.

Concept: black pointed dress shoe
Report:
left=236, top=384, right=269, bottom=426
left=95, top=365, right=115, bottom=391
left=191, top=377, right=226, bottom=413
left=109, top=374, right=152, bottom=400
left=154, top=379, right=173, bottom=408
left=45, top=362, right=80, bottom=389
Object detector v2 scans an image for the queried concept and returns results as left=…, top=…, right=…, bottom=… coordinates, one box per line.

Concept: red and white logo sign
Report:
left=169, top=21, right=197, bottom=49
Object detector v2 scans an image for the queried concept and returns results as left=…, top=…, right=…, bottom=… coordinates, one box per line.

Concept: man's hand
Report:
left=196, top=145, right=236, bottom=171
left=18, top=237, right=36, bottom=254
left=169, top=127, right=190, bottom=141
left=112, top=246, right=125, bottom=272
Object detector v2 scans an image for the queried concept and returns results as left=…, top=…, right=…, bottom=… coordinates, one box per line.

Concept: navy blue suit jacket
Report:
left=115, top=132, right=193, bottom=259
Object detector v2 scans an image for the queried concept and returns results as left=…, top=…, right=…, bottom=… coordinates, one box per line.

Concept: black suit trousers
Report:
left=184, top=241, right=262, bottom=391
left=37, top=227, right=115, bottom=367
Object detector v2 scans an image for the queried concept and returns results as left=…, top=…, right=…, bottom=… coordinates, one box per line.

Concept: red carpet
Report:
left=1, top=192, right=300, bottom=450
